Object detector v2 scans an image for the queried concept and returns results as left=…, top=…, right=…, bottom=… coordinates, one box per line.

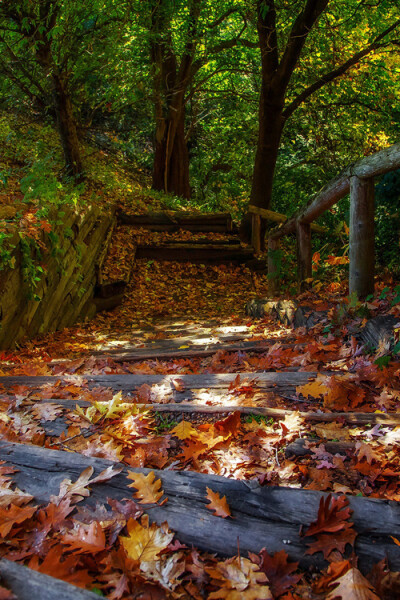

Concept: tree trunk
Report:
left=241, top=89, right=285, bottom=249
left=52, top=73, right=83, bottom=178
left=152, top=109, right=190, bottom=199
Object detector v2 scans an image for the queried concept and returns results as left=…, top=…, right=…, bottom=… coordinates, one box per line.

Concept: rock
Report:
left=245, top=298, right=328, bottom=329
left=359, top=315, right=400, bottom=350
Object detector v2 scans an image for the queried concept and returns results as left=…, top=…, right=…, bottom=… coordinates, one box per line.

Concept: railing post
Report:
left=268, top=237, right=280, bottom=295
left=251, top=213, right=261, bottom=254
left=296, top=221, right=312, bottom=292
left=349, top=176, right=375, bottom=298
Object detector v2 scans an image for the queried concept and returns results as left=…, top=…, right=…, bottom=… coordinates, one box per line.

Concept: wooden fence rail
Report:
left=253, top=142, right=400, bottom=296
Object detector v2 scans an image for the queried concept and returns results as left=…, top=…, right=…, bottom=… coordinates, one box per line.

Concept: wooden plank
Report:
left=349, top=176, right=375, bottom=298
left=0, top=372, right=319, bottom=397
left=12, top=397, right=400, bottom=427
left=118, top=211, right=233, bottom=232
left=0, top=559, right=101, bottom=600
left=1, top=441, right=399, bottom=572
left=296, top=222, right=312, bottom=292
left=93, top=339, right=293, bottom=361
left=146, top=404, right=400, bottom=426
left=249, top=205, right=327, bottom=234
left=135, top=244, right=254, bottom=263
left=286, top=438, right=354, bottom=458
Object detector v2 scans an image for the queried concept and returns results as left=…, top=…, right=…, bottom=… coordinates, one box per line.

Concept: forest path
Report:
left=1, top=254, right=400, bottom=598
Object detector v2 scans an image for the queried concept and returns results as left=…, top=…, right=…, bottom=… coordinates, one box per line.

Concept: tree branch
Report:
left=283, top=18, right=400, bottom=119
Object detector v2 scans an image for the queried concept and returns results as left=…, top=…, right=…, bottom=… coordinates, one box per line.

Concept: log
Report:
left=118, top=211, right=233, bottom=233
left=135, top=244, right=254, bottom=263
left=251, top=213, right=261, bottom=254
left=0, top=372, right=320, bottom=398
left=93, top=339, right=288, bottom=361
left=285, top=438, right=354, bottom=458
left=349, top=176, right=375, bottom=298
left=359, top=315, right=400, bottom=349
left=94, top=280, right=128, bottom=299
left=1, top=441, right=399, bottom=572
left=0, top=559, right=100, bottom=600
left=93, top=294, right=125, bottom=313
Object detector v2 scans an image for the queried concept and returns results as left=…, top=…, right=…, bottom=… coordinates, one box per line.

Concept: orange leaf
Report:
left=0, top=504, right=37, bottom=537
left=205, top=487, right=231, bottom=518
left=127, top=471, right=164, bottom=504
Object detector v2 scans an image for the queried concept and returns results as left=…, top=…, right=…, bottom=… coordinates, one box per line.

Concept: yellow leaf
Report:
left=120, top=515, right=174, bottom=561
left=127, top=471, right=164, bottom=504
left=296, top=374, right=329, bottom=398
left=178, top=345, right=190, bottom=349
left=170, top=420, right=198, bottom=440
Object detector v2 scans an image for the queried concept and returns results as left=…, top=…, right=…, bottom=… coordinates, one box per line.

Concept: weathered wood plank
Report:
left=93, top=339, right=295, bottom=361
left=118, top=211, right=233, bottom=232
left=249, top=205, right=327, bottom=234
left=1, top=441, right=399, bottom=572
left=349, top=176, right=375, bottom=298
left=0, top=372, right=319, bottom=397
left=0, top=559, right=101, bottom=600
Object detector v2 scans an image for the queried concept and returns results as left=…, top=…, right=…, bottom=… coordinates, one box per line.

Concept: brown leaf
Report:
left=205, top=487, right=232, bottom=518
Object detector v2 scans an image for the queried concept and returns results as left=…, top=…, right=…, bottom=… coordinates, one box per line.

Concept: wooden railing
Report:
left=251, top=142, right=400, bottom=297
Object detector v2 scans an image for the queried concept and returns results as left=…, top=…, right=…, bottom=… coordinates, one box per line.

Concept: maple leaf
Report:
left=251, top=549, right=301, bottom=598
left=119, top=515, right=174, bottom=562
left=206, top=556, right=272, bottom=599
left=205, top=487, right=232, bottom=518
left=0, top=504, right=37, bottom=537
left=305, top=495, right=352, bottom=536
left=127, top=471, right=164, bottom=504
left=170, top=420, right=198, bottom=440
left=62, top=520, right=107, bottom=553
left=327, top=567, right=380, bottom=599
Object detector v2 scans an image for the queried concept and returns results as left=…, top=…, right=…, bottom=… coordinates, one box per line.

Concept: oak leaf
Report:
left=141, top=552, right=185, bottom=591
left=28, top=546, right=92, bottom=588
left=62, top=520, right=106, bottom=553
left=206, top=556, right=272, bottom=599
left=51, top=465, right=123, bottom=505
left=327, top=567, right=380, bottom=599
left=296, top=375, right=329, bottom=399
left=119, top=515, right=174, bottom=561
left=205, top=487, right=232, bottom=518
left=127, top=471, right=164, bottom=504
left=313, top=560, right=351, bottom=593
left=0, top=504, right=37, bottom=537
left=251, top=549, right=301, bottom=598
left=306, top=529, right=357, bottom=560
left=305, top=495, right=352, bottom=537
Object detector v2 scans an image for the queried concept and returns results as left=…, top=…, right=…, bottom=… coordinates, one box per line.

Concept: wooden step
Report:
left=135, top=243, right=254, bottom=263
left=92, top=339, right=293, bottom=361
left=0, top=371, right=319, bottom=398
left=118, top=211, right=234, bottom=233
left=2, top=441, right=399, bottom=572
left=0, top=560, right=100, bottom=600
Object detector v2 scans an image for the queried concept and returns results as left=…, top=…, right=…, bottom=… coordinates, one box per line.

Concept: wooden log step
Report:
left=286, top=438, right=354, bottom=458
left=93, top=339, right=294, bottom=361
left=0, top=559, right=101, bottom=600
left=135, top=243, right=254, bottom=263
left=0, top=372, right=319, bottom=397
left=1, top=441, right=399, bottom=572
left=93, top=294, right=125, bottom=313
left=11, top=395, right=400, bottom=427
left=118, top=211, right=234, bottom=232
